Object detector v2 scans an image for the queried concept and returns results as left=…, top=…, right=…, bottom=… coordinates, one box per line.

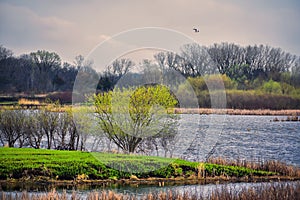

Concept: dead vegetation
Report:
left=173, top=108, right=300, bottom=116
left=207, top=157, right=300, bottom=177
left=1, top=181, right=299, bottom=200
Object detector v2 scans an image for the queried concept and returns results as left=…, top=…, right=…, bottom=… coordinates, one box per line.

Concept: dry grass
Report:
left=1, top=189, right=72, bottom=200
left=207, top=157, right=300, bottom=177
left=210, top=181, right=300, bottom=200
left=1, top=182, right=299, bottom=200
left=18, top=98, right=40, bottom=105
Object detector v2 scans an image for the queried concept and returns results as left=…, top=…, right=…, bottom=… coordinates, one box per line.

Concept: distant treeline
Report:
left=0, top=43, right=300, bottom=109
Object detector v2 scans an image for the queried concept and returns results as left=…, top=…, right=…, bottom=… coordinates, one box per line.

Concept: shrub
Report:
left=262, top=80, right=282, bottom=94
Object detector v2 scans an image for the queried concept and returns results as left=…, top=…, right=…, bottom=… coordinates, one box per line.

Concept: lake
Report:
left=176, top=114, right=300, bottom=166
left=13, top=112, right=298, bottom=166
left=1, top=114, right=299, bottom=196
left=85, top=114, right=299, bottom=166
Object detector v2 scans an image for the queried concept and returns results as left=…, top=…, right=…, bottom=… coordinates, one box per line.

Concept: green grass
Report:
left=0, top=148, right=276, bottom=181
left=0, top=101, right=18, bottom=105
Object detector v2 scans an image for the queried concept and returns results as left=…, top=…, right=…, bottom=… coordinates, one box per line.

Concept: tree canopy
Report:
left=0, top=43, right=299, bottom=109
left=93, top=85, right=178, bottom=153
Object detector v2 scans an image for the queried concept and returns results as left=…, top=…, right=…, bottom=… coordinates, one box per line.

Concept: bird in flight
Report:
left=193, top=28, right=199, bottom=33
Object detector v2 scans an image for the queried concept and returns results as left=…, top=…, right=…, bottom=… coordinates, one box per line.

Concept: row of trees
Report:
left=0, top=108, right=87, bottom=150
left=0, top=85, right=180, bottom=155
left=1, top=43, right=299, bottom=95
left=0, top=109, right=180, bottom=156
left=0, top=46, right=92, bottom=94
left=155, top=43, right=300, bottom=89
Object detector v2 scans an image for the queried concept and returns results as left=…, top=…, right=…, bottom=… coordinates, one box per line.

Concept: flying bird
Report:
left=193, top=28, right=199, bottom=33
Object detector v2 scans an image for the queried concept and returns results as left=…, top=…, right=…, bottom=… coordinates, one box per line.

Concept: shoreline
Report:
left=1, top=103, right=300, bottom=116
left=1, top=176, right=299, bottom=190
left=173, top=108, right=300, bottom=116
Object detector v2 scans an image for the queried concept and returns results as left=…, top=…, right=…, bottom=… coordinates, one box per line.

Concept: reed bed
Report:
left=173, top=108, right=300, bottom=116
left=207, top=157, right=300, bottom=177
left=18, top=98, right=41, bottom=106
left=209, top=181, right=300, bottom=200
left=1, top=181, right=299, bottom=200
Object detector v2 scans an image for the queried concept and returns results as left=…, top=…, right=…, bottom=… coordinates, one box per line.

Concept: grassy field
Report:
left=0, top=148, right=282, bottom=182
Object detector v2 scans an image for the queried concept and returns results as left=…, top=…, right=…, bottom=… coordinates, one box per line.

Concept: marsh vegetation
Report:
left=1, top=181, right=299, bottom=200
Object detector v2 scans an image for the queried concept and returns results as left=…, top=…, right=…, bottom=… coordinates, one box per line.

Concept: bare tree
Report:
left=108, top=58, right=133, bottom=77
left=181, top=43, right=217, bottom=76
left=30, top=50, right=61, bottom=92
left=291, top=57, right=300, bottom=86
left=0, top=45, right=13, bottom=61
left=55, top=113, right=70, bottom=149
left=98, top=58, right=134, bottom=91
left=0, top=110, right=26, bottom=147
left=52, top=110, right=82, bottom=150
left=25, top=111, right=44, bottom=149
left=39, top=110, right=59, bottom=149
left=207, top=43, right=244, bottom=75
left=154, top=52, right=183, bottom=75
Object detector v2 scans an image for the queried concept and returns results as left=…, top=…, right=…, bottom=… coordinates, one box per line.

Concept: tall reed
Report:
left=1, top=182, right=299, bottom=200
left=207, top=157, right=300, bottom=177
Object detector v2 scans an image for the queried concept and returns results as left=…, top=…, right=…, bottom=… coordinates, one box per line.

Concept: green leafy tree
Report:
left=72, top=106, right=103, bottom=151
left=94, top=85, right=178, bottom=153
left=262, top=79, right=282, bottom=94
left=280, top=82, right=295, bottom=95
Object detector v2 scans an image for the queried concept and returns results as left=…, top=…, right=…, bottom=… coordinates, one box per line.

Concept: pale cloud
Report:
left=0, top=0, right=299, bottom=63
left=98, top=34, right=112, bottom=41
left=0, top=3, right=82, bottom=60
left=0, top=3, right=76, bottom=42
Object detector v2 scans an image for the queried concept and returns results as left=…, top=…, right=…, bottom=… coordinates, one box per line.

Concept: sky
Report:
left=1, top=0, right=300, bottom=64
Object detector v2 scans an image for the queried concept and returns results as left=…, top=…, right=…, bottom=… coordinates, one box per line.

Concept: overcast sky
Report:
left=1, top=0, right=300, bottom=63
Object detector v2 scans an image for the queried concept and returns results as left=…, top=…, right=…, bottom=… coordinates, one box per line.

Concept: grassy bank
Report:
left=1, top=148, right=299, bottom=184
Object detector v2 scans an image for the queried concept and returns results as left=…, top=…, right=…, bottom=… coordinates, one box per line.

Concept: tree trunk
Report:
left=8, top=140, right=15, bottom=147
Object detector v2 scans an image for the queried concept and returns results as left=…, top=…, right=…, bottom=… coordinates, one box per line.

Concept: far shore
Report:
left=173, top=108, right=300, bottom=116
left=1, top=101, right=300, bottom=116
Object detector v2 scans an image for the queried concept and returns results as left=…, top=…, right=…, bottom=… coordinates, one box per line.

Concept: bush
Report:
left=281, top=82, right=295, bottom=95
left=262, top=80, right=282, bottom=94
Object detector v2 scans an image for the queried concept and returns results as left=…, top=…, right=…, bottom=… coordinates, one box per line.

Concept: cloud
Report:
left=0, top=0, right=299, bottom=63
left=0, top=3, right=75, bottom=43
left=0, top=2, right=88, bottom=61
